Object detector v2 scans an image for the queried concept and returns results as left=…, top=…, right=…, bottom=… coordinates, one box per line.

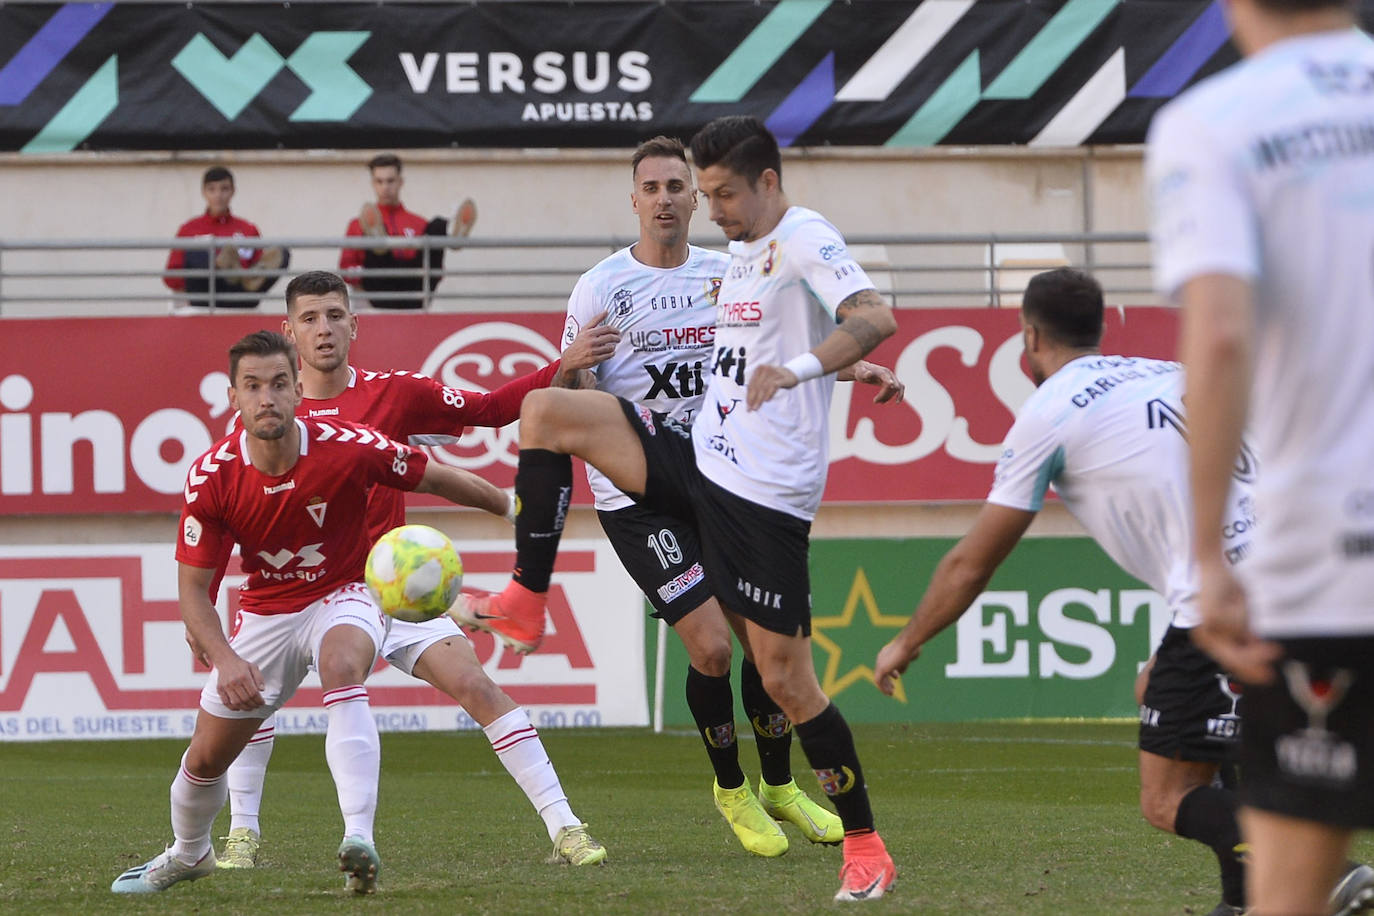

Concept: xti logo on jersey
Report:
left=644, top=360, right=703, bottom=400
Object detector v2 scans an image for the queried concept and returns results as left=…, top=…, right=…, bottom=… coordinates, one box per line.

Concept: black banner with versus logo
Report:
left=1, top=1, right=1370, bottom=152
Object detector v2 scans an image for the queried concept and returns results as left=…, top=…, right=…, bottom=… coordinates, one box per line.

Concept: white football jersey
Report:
left=1148, top=28, right=1374, bottom=637
left=691, top=206, right=875, bottom=519
left=562, top=244, right=728, bottom=510
left=988, top=356, right=1255, bottom=629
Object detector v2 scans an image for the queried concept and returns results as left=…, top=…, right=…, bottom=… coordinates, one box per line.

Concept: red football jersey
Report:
left=177, top=418, right=427, bottom=614
left=297, top=365, right=558, bottom=542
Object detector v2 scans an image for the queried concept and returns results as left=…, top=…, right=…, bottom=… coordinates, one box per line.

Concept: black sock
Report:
left=685, top=665, right=745, bottom=789
left=511, top=449, right=572, bottom=594
left=740, top=659, right=793, bottom=787
left=795, top=703, right=874, bottom=833
left=1175, top=784, right=1245, bottom=908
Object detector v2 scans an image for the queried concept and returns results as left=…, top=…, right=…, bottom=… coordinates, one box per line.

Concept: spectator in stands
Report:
left=164, top=166, right=288, bottom=309
left=339, top=153, right=477, bottom=310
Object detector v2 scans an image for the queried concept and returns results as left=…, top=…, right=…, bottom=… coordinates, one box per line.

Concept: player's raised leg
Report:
left=450, top=389, right=648, bottom=652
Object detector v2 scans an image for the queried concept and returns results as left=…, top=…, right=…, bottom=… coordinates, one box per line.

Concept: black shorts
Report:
left=1240, top=635, right=1374, bottom=828
left=1139, top=625, right=1242, bottom=762
left=616, top=398, right=814, bottom=636
left=597, top=502, right=712, bottom=625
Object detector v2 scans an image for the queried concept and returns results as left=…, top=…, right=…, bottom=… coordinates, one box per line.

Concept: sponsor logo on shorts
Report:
left=1206, top=676, right=1243, bottom=739
left=1139, top=704, right=1160, bottom=727
left=656, top=562, right=704, bottom=603
left=736, top=576, right=782, bottom=610
left=1276, top=661, right=1358, bottom=786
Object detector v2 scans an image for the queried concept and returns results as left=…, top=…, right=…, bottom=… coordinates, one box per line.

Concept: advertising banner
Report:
left=11, top=0, right=1362, bottom=152
left=653, top=537, right=1172, bottom=725
left=0, top=308, right=1179, bottom=515
left=0, top=539, right=646, bottom=741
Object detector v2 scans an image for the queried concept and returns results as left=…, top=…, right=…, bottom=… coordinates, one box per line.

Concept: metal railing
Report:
left=0, top=231, right=1163, bottom=317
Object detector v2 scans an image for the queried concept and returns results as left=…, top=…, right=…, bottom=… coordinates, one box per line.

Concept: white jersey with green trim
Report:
left=987, top=355, right=1255, bottom=629
left=691, top=206, right=874, bottom=520
left=1148, top=28, right=1374, bottom=637
left=562, top=244, right=728, bottom=511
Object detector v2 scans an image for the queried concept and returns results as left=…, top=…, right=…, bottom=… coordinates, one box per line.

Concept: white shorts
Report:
left=382, top=614, right=468, bottom=677
left=200, top=582, right=387, bottom=719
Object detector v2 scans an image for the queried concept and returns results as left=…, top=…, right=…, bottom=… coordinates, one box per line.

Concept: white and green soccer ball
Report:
left=365, top=524, right=464, bottom=623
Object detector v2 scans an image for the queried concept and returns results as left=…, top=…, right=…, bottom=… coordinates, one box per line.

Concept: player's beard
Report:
left=251, top=414, right=289, bottom=440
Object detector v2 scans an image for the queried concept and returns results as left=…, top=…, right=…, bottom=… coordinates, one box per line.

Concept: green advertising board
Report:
left=647, top=538, right=1166, bottom=726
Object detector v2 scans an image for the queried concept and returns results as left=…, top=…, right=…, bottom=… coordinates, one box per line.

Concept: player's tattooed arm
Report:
left=834, top=289, right=896, bottom=356
left=745, top=288, right=898, bottom=410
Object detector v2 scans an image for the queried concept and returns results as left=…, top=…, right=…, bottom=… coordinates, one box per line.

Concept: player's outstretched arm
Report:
left=874, top=503, right=1034, bottom=696
left=178, top=562, right=265, bottom=710
left=415, top=462, right=512, bottom=518
left=746, top=288, right=897, bottom=409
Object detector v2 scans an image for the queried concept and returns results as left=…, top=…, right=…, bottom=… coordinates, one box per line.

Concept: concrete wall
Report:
left=0, top=145, right=1157, bottom=316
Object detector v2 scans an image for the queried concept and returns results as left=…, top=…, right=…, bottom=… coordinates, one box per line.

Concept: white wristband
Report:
left=782, top=352, right=824, bottom=383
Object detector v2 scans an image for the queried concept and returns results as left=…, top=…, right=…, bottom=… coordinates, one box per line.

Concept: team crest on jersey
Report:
left=306, top=498, right=328, bottom=528
left=611, top=287, right=633, bottom=317
left=706, top=276, right=723, bottom=306
left=703, top=722, right=736, bottom=749
left=761, top=240, right=779, bottom=276
left=814, top=765, right=857, bottom=796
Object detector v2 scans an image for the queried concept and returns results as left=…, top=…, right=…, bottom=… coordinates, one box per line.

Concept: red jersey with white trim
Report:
left=339, top=203, right=431, bottom=282
left=176, top=418, right=427, bottom=614
left=164, top=210, right=264, bottom=292
left=296, top=363, right=559, bottom=542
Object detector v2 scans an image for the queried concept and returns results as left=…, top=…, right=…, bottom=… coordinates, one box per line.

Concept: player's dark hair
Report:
left=202, top=166, right=234, bottom=187
left=689, top=116, right=782, bottom=189
left=229, top=330, right=297, bottom=386
left=368, top=152, right=402, bottom=173
left=284, top=270, right=350, bottom=313
left=1021, top=267, right=1104, bottom=348
left=632, top=136, right=688, bottom=179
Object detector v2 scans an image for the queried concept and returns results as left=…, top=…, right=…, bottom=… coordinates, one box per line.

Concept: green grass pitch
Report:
left=5, top=721, right=1371, bottom=914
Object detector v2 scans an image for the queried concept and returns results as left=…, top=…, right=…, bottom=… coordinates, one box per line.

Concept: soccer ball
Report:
left=364, top=525, right=464, bottom=623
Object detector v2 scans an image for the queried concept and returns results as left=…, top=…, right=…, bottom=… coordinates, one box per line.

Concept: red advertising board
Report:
left=0, top=308, right=1178, bottom=515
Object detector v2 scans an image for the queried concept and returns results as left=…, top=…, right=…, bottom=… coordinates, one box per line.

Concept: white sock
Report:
left=483, top=707, right=578, bottom=841
left=324, top=685, right=379, bottom=845
left=227, top=716, right=275, bottom=834
left=170, top=751, right=227, bottom=865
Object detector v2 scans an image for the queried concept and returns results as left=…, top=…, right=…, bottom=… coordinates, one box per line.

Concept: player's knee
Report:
left=686, top=638, right=732, bottom=678
left=520, top=389, right=587, bottom=451
left=1139, top=785, right=1179, bottom=833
